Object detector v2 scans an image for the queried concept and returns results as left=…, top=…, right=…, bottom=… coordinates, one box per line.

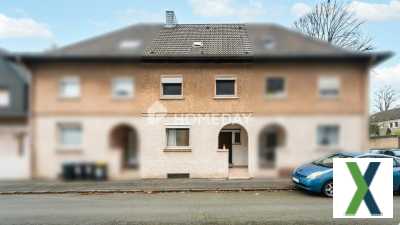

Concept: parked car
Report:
left=291, top=152, right=400, bottom=197
left=369, top=149, right=400, bottom=157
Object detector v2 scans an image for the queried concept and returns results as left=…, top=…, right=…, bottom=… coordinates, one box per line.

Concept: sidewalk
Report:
left=0, top=178, right=294, bottom=195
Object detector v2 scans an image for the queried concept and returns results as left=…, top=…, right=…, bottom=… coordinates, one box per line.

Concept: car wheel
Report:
left=322, top=180, right=333, bottom=197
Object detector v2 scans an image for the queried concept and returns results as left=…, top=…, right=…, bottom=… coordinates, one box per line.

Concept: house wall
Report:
left=30, top=62, right=367, bottom=116
left=33, top=114, right=365, bottom=179
left=29, top=62, right=369, bottom=179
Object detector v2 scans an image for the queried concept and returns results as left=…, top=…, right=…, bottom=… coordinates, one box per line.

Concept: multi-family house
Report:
left=0, top=50, right=30, bottom=179
left=8, top=11, right=391, bottom=179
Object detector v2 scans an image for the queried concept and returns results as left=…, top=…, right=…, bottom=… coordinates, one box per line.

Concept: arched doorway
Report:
left=258, top=124, right=285, bottom=169
left=218, top=124, right=248, bottom=174
left=110, top=124, right=139, bottom=169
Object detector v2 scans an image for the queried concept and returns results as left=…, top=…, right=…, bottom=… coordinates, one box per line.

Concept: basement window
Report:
left=167, top=173, right=190, bottom=179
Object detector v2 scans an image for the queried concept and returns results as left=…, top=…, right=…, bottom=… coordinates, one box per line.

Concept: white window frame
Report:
left=164, top=125, right=191, bottom=150
left=57, top=122, right=83, bottom=151
left=0, top=87, right=11, bottom=108
left=316, top=124, right=340, bottom=148
left=318, top=76, right=340, bottom=99
left=265, top=76, right=287, bottom=99
left=112, top=76, right=134, bottom=99
left=160, top=75, right=184, bottom=99
left=59, top=76, right=80, bottom=99
left=214, top=75, right=238, bottom=99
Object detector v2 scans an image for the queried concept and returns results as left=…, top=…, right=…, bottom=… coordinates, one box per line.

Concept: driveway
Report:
left=1, top=190, right=399, bottom=225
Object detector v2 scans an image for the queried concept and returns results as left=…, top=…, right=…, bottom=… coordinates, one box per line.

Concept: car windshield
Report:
left=312, top=154, right=354, bottom=168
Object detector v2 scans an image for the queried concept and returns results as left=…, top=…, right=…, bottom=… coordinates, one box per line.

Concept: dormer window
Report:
left=119, top=40, right=141, bottom=50
left=0, top=88, right=10, bottom=107
left=192, top=42, right=203, bottom=48
left=263, top=37, right=275, bottom=49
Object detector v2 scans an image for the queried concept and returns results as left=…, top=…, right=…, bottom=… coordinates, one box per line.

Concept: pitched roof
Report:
left=7, top=23, right=392, bottom=64
left=144, top=24, right=252, bottom=57
left=370, top=108, right=400, bottom=122
left=48, top=23, right=162, bottom=56
left=0, top=57, right=29, bottom=83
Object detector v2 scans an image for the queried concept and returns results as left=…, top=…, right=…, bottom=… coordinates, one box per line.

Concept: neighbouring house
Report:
left=0, top=50, right=30, bottom=179
left=370, top=108, right=400, bottom=136
left=369, top=108, right=400, bottom=149
left=6, top=11, right=391, bottom=179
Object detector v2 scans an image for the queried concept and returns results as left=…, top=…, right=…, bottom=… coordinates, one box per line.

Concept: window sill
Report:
left=217, top=148, right=229, bottom=152
left=56, top=146, right=83, bottom=153
left=112, top=96, right=134, bottom=101
left=265, top=94, right=287, bottom=100
left=164, top=147, right=192, bottom=152
left=316, top=146, right=340, bottom=152
left=319, top=96, right=340, bottom=101
left=58, top=97, right=81, bottom=101
left=213, top=96, right=239, bottom=100
left=160, top=96, right=184, bottom=100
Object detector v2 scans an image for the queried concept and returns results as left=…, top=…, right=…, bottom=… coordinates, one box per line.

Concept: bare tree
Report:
left=374, top=85, right=398, bottom=112
left=293, top=0, right=373, bottom=51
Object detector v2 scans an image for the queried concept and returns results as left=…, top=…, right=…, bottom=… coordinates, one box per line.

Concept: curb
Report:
left=0, top=186, right=296, bottom=195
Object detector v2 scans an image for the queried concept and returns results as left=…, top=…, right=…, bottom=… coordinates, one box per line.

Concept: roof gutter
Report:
left=5, top=52, right=393, bottom=66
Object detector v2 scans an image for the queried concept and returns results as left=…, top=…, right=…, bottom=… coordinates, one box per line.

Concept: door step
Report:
left=228, top=167, right=250, bottom=179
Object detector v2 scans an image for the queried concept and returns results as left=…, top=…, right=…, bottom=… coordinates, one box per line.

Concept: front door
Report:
left=219, top=132, right=233, bottom=164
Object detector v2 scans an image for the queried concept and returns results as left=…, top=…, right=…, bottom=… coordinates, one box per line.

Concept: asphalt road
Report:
left=0, top=190, right=399, bottom=225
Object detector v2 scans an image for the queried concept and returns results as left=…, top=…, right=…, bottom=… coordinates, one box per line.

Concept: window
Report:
left=395, top=122, right=399, bottom=128
left=215, top=77, right=236, bottom=97
left=319, top=76, right=340, bottom=98
left=234, top=131, right=241, bottom=144
left=390, top=122, right=394, bottom=128
left=317, top=125, right=339, bottom=147
left=0, top=88, right=10, bottom=107
left=161, top=76, right=183, bottom=98
left=59, top=77, right=80, bottom=98
left=112, top=77, right=134, bottom=98
left=266, top=77, right=285, bottom=97
left=166, top=128, right=189, bottom=147
left=58, top=123, right=82, bottom=148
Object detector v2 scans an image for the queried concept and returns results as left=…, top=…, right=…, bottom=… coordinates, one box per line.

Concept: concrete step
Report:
left=228, top=167, right=250, bottom=179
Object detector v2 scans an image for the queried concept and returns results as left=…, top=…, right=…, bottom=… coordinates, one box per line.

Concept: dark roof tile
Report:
left=370, top=108, right=400, bottom=122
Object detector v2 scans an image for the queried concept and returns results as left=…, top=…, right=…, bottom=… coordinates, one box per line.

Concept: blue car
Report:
left=292, top=152, right=400, bottom=197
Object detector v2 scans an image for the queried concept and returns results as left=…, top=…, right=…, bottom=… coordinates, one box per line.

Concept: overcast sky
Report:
left=0, top=0, right=399, bottom=111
